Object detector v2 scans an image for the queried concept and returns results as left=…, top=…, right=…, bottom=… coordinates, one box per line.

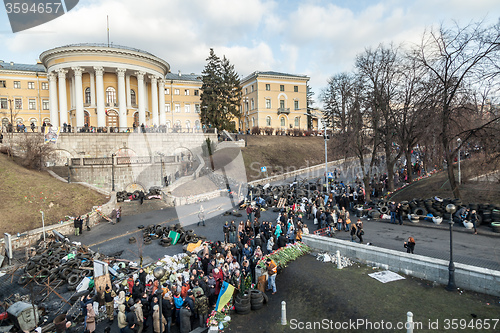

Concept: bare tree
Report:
left=356, top=44, right=404, bottom=191
left=17, top=133, right=54, bottom=170
left=413, top=21, right=500, bottom=198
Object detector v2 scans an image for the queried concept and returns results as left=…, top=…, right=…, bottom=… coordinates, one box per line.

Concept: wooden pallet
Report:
left=277, top=198, right=286, bottom=208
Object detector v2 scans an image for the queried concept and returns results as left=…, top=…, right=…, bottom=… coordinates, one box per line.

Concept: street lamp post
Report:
left=445, top=203, right=457, bottom=291
left=153, top=267, right=166, bottom=333
left=457, top=138, right=461, bottom=185
left=111, top=153, right=115, bottom=192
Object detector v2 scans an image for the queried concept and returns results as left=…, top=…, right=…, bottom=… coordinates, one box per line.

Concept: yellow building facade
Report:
left=240, top=71, right=310, bottom=132
left=0, top=44, right=309, bottom=133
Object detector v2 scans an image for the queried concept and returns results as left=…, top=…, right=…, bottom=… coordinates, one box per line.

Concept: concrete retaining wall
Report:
left=302, top=234, right=500, bottom=297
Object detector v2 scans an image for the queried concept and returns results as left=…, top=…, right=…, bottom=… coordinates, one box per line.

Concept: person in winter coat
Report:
left=117, top=304, right=128, bottom=333
left=179, top=303, right=192, bottom=333
left=152, top=305, right=166, bottom=333
left=103, top=285, right=116, bottom=321
left=194, top=290, right=210, bottom=328
left=134, top=300, right=144, bottom=333
left=85, top=303, right=96, bottom=333
left=404, top=237, right=416, bottom=254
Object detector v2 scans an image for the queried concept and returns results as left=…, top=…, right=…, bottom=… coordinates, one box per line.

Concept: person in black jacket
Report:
left=404, top=237, right=416, bottom=254
left=162, top=295, right=173, bottom=333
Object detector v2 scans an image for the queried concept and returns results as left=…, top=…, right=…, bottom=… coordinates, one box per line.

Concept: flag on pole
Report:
left=215, top=281, right=235, bottom=312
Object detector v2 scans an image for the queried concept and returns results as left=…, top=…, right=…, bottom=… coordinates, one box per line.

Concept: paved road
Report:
left=70, top=199, right=500, bottom=271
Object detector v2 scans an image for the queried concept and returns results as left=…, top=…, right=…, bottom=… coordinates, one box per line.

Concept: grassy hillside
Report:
left=241, top=135, right=342, bottom=181
left=0, top=154, right=109, bottom=235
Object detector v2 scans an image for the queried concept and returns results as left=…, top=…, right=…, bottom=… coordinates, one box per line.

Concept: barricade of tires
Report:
left=18, top=241, right=129, bottom=290
left=247, top=181, right=320, bottom=208
left=356, top=197, right=500, bottom=232
left=234, top=289, right=268, bottom=314
left=140, top=223, right=206, bottom=246
left=116, top=187, right=163, bottom=202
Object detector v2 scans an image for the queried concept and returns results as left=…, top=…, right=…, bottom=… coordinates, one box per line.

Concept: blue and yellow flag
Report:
left=215, top=281, right=235, bottom=312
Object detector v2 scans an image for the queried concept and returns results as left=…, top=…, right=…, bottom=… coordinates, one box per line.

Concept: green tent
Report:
left=168, top=230, right=180, bottom=245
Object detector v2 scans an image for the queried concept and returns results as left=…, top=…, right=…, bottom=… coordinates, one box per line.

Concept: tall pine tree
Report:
left=200, top=49, right=242, bottom=132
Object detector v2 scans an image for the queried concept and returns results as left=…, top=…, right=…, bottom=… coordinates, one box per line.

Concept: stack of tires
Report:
left=491, top=209, right=500, bottom=233
left=234, top=291, right=251, bottom=314
left=234, top=289, right=268, bottom=314
left=249, top=289, right=267, bottom=310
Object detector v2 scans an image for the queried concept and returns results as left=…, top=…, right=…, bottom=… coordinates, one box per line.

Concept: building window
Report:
left=195, top=120, right=200, bottom=129
left=185, top=104, right=190, bottom=113
left=175, top=104, right=180, bottom=113
left=266, top=84, right=270, bottom=91
left=245, top=88, right=248, bottom=95
left=131, top=89, right=136, bottom=106
left=266, top=116, right=271, bottom=126
left=265, top=99, right=271, bottom=109
left=280, top=117, right=285, bottom=127
left=28, top=82, right=35, bottom=89
left=251, top=99, right=254, bottom=110
left=15, top=98, right=22, bottom=109
left=0, top=98, right=7, bottom=109
left=195, top=104, right=200, bottom=113
left=280, top=84, right=284, bottom=91
left=295, top=117, right=300, bottom=127
left=251, top=117, right=255, bottom=127
left=106, top=87, right=116, bottom=105
left=85, top=87, right=91, bottom=104
left=175, top=120, right=181, bottom=128
left=41, top=82, right=48, bottom=90
left=14, top=81, right=21, bottom=89
left=0, top=80, right=6, bottom=88
left=251, top=85, right=254, bottom=92
left=174, top=89, right=180, bottom=95
left=165, top=88, right=170, bottom=95
left=194, top=90, right=199, bottom=96
left=166, top=120, right=171, bottom=128
left=42, top=100, right=49, bottom=110
left=29, top=99, right=36, bottom=110
left=165, top=103, right=171, bottom=112
left=280, top=100, right=285, bottom=109
left=294, top=100, right=299, bottom=110
left=184, top=89, right=190, bottom=96
left=186, top=120, right=191, bottom=129
left=294, top=85, right=298, bottom=92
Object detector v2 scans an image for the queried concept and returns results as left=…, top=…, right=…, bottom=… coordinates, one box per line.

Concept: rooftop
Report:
left=165, top=72, right=202, bottom=82
left=242, top=70, right=310, bottom=82
left=0, top=61, right=46, bottom=73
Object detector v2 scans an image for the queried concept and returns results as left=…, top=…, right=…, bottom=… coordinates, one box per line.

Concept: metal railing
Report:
left=1, top=126, right=217, bottom=134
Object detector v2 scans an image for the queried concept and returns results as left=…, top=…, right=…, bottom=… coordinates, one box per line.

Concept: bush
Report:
left=18, top=134, right=54, bottom=170
left=263, top=127, right=274, bottom=135
left=251, top=126, right=261, bottom=135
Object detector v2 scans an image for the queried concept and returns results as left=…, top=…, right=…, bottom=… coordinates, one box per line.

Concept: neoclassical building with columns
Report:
left=39, top=43, right=170, bottom=130
left=0, top=43, right=309, bottom=132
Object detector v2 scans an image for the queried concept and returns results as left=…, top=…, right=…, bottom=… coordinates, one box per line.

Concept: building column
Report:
left=158, top=79, right=166, bottom=125
left=72, top=67, right=84, bottom=128
left=94, top=66, right=105, bottom=127
left=136, top=71, right=146, bottom=126
left=149, top=75, right=159, bottom=126
left=126, top=74, right=131, bottom=108
left=57, top=69, right=68, bottom=126
left=89, top=71, right=96, bottom=107
left=116, top=68, right=127, bottom=130
left=48, top=72, right=59, bottom=127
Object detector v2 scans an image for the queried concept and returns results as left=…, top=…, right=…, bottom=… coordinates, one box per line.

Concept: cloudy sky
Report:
left=1, top=0, right=499, bottom=104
